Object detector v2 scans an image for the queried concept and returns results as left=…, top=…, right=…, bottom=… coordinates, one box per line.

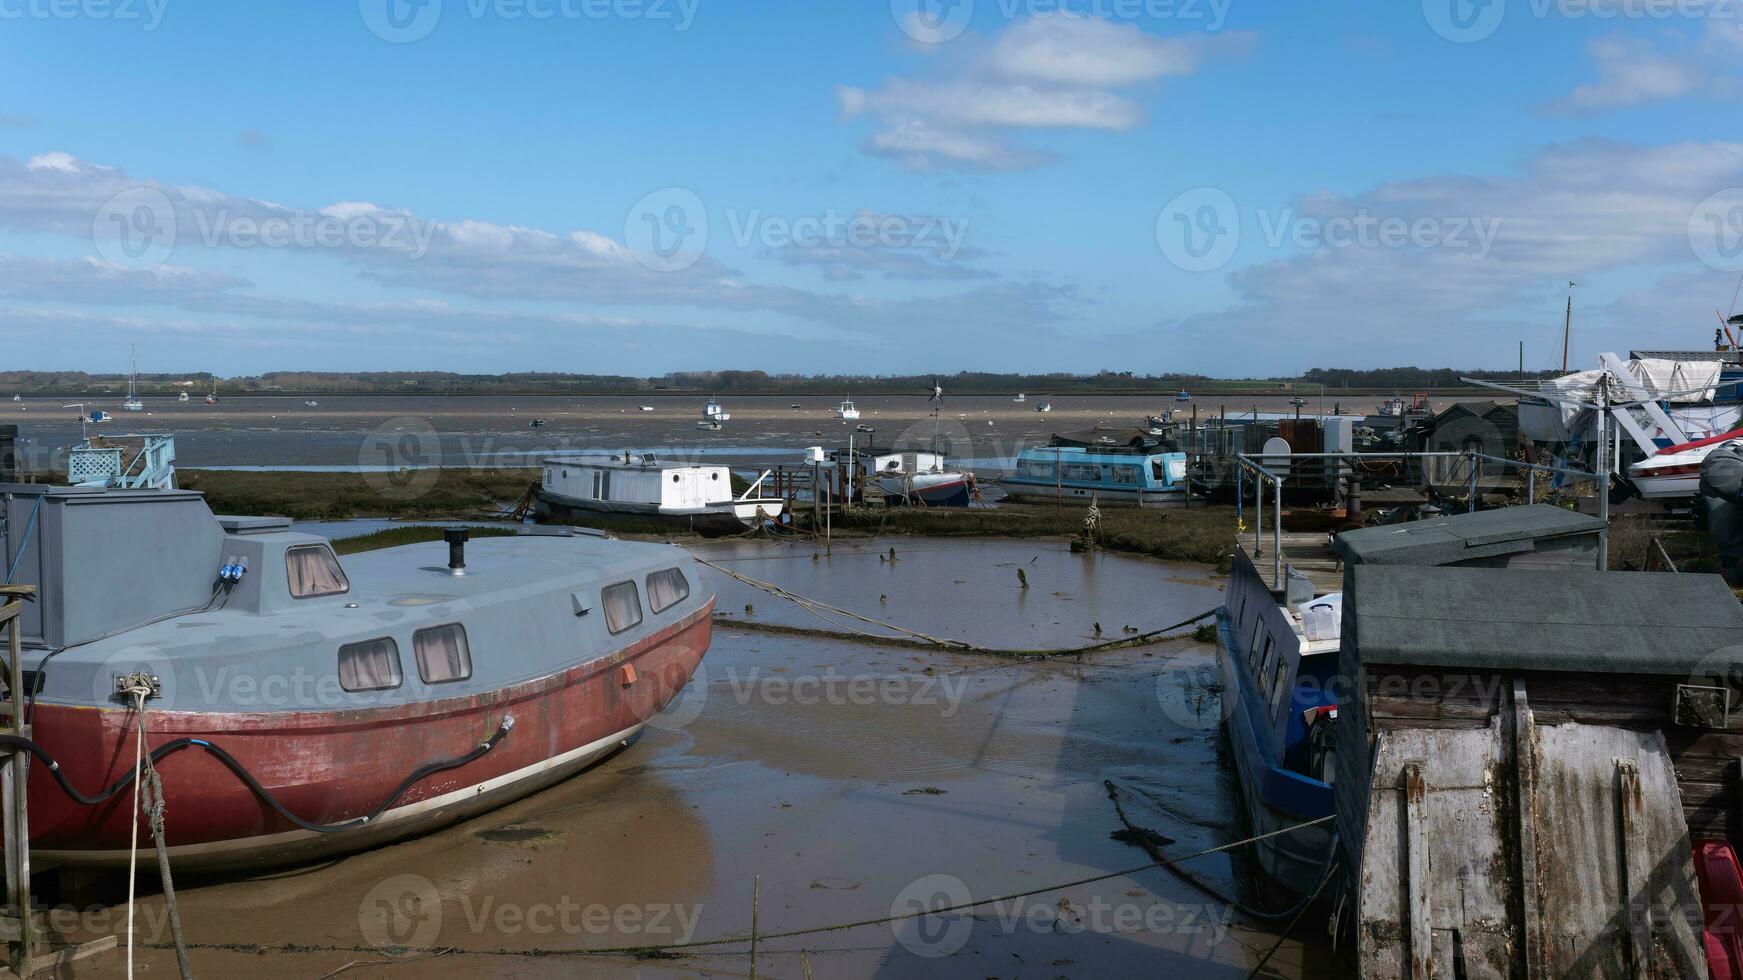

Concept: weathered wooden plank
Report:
left=1404, top=762, right=1431, bottom=980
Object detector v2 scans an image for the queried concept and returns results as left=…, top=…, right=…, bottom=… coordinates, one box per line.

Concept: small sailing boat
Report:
left=122, top=346, right=144, bottom=412
left=835, top=399, right=860, bottom=421
left=638, top=406, right=655, bottom=412
left=204, top=380, right=220, bottom=405
left=700, top=401, right=730, bottom=424
left=1035, top=400, right=1052, bottom=413
left=177, top=391, right=189, bottom=403
left=1174, top=389, right=1191, bottom=402
left=1013, top=393, right=1026, bottom=403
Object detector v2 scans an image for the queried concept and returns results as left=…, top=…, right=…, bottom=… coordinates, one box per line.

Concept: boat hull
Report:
left=1000, top=482, right=1184, bottom=507
left=22, top=602, right=714, bottom=871
left=535, top=491, right=779, bottom=536
left=875, top=474, right=971, bottom=507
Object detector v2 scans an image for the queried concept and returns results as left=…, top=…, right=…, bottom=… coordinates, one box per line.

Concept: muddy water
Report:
left=8, top=391, right=1474, bottom=471
left=58, top=539, right=1341, bottom=979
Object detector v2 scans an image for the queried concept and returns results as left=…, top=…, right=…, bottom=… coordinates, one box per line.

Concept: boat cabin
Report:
left=1005, top=444, right=1188, bottom=506
left=541, top=454, right=735, bottom=512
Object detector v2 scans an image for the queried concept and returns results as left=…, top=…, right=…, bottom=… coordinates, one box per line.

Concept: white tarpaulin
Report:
left=1529, top=355, right=1724, bottom=439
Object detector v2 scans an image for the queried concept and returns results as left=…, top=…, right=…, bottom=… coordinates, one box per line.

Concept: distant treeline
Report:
left=0, top=367, right=1562, bottom=396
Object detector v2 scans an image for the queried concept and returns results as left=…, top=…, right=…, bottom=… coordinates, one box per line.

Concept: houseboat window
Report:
left=1108, top=465, right=1138, bottom=485
left=1247, top=619, right=1265, bottom=671
left=1015, top=459, right=1054, bottom=479
left=1063, top=463, right=1100, bottom=482
left=603, top=581, right=643, bottom=634
left=338, top=637, right=401, bottom=692
left=647, top=567, right=691, bottom=613
left=286, top=545, right=349, bottom=599
left=1151, top=460, right=1166, bottom=480
left=592, top=470, right=612, bottom=500
left=414, top=624, right=472, bottom=684
left=1268, top=659, right=1290, bottom=718
left=672, top=474, right=681, bottom=482
left=1257, top=635, right=1276, bottom=681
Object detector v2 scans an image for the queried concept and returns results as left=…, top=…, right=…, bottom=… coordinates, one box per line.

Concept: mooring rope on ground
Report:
left=138, top=814, right=1335, bottom=964
left=698, top=554, right=1220, bottom=660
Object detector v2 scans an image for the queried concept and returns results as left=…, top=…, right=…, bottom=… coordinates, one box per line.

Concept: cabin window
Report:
left=603, top=581, right=643, bottom=634
left=338, top=637, right=402, bottom=692
left=1064, top=463, right=1100, bottom=482
left=1016, top=459, right=1054, bottom=479
left=1109, top=465, right=1139, bottom=485
left=647, top=567, right=691, bottom=613
left=1257, top=635, right=1276, bottom=681
left=1151, top=461, right=1166, bottom=480
left=592, top=470, right=612, bottom=500
left=414, top=624, right=472, bottom=684
left=1268, top=659, right=1290, bottom=718
left=672, top=474, right=681, bottom=482
left=1247, top=619, right=1266, bottom=671
left=286, top=545, right=349, bottom=599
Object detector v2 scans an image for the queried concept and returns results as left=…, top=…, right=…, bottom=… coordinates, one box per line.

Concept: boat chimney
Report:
left=444, top=527, right=470, bottom=574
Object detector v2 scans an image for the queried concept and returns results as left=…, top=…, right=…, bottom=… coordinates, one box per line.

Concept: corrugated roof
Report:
left=1349, top=565, right=1743, bottom=673
left=1333, top=504, right=1603, bottom=566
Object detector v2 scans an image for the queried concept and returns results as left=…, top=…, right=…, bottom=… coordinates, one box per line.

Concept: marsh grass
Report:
left=178, top=468, right=540, bottom=520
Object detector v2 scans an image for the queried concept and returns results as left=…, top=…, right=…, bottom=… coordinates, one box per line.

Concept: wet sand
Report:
left=8, top=392, right=1470, bottom=472
left=53, top=539, right=1339, bottom=978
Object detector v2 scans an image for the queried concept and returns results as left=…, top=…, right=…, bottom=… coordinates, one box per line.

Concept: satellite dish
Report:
left=1260, top=436, right=1293, bottom=476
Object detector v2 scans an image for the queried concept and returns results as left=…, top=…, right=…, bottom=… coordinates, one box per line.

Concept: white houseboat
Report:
left=536, top=453, right=783, bottom=535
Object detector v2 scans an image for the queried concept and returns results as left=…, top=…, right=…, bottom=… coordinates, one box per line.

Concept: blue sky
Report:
left=1, top=0, right=1741, bottom=377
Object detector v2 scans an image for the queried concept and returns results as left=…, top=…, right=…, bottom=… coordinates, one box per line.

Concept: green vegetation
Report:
left=178, top=468, right=538, bottom=520
left=833, top=503, right=1236, bottom=566
left=333, top=525, right=519, bottom=555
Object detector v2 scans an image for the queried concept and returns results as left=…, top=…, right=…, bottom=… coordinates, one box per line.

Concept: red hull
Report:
left=19, top=601, right=713, bottom=869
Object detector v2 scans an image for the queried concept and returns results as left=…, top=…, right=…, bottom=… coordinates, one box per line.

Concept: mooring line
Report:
left=696, top=555, right=1218, bottom=660
left=138, top=815, right=1335, bottom=963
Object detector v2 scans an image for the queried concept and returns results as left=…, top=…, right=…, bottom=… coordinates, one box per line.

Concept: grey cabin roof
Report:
left=1332, top=504, right=1603, bottom=566
left=1348, top=565, right=1743, bottom=674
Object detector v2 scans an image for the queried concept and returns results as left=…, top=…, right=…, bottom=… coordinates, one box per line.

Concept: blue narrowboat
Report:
left=1002, top=444, right=1189, bottom=506
left=1215, top=549, right=1340, bottom=899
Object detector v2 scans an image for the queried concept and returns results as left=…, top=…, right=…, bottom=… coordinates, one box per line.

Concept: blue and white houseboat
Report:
left=1003, top=439, right=1189, bottom=506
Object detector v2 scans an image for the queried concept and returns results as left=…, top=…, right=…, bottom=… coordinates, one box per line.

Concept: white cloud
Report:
left=1540, top=33, right=1733, bottom=114
left=841, top=14, right=1253, bottom=172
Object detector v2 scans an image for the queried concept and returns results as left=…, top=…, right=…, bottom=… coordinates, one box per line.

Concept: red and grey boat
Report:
left=0, top=483, right=713, bottom=870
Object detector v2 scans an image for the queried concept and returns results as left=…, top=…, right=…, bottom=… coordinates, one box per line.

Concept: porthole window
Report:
left=647, top=567, right=690, bottom=613
left=287, top=545, right=349, bottom=599
left=672, top=474, right=680, bottom=482
left=415, top=623, right=472, bottom=684
left=603, top=581, right=643, bottom=634
left=338, top=637, right=402, bottom=692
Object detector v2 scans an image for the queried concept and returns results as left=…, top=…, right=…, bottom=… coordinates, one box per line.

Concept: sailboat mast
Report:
left=1562, top=295, right=1571, bottom=372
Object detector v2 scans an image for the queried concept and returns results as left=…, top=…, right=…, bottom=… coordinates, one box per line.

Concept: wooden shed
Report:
left=1335, top=565, right=1743, bottom=977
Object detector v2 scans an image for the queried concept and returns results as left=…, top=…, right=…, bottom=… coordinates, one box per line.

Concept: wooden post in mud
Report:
left=750, top=875, right=760, bottom=979
left=812, top=460, right=821, bottom=534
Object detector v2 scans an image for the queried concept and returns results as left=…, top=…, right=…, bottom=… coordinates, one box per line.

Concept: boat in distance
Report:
left=0, top=482, right=714, bottom=870
left=1002, top=442, right=1189, bottom=506
left=536, top=452, right=784, bottom=534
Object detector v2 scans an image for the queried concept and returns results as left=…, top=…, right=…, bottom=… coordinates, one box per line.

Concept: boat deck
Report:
left=1241, top=532, right=1344, bottom=595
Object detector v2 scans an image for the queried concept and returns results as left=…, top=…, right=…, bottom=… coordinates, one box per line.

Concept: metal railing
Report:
left=1234, top=450, right=1607, bottom=587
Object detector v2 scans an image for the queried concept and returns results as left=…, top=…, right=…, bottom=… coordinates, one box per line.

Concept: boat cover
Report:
left=1701, top=442, right=1743, bottom=579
